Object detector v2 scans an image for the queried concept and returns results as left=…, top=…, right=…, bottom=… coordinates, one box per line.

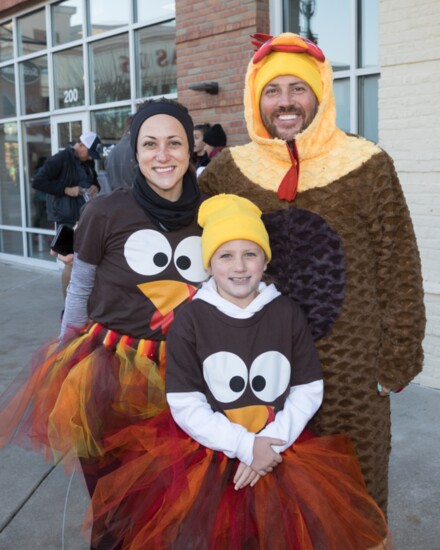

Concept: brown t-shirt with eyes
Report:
left=74, top=188, right=206, bottom=339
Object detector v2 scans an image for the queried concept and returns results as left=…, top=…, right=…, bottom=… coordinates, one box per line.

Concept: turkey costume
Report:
left=198, top=33, right=426, bottom=513
left=86, top=195, right=390, bottom=549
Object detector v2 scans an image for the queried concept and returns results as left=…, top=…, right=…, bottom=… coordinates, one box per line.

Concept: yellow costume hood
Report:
left=230, top=33, right=381, bottom=198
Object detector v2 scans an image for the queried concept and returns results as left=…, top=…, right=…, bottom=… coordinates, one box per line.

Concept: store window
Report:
left=20, top=55, right=49, bottom=115
left=52, top=0, right=84, bottom=46
left=136, top=0, right=176, bottom=24
left=0, top=20, right=14, bottom=62
left=0, top=122, right=20, bottom=227
left=90, top=34, right=130, bottom=104
left=23, top=118, right=52, bottom=258
left=17, top=8, right=47, bottom=56
left=93, top=106, right=133, bottom=192
left=135, top=21, right=177, bottom=98
left=0, top=64, right=16, bottom=118
left=89, top=0, right=130, bottom=36
left=53, top=46, right=85, bottom=109
left=280, top=0, right=379, bottom=141
left=0, top=0, right=177, bottom=265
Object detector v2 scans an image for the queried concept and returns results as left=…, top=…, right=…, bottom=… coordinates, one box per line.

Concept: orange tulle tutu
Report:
left=88, top=411, right=391, bottom=550
left=0, top=323, right=167, bottom=467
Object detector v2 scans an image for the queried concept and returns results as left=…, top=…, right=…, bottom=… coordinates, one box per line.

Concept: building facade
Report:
left=0, top=0, right=438, bottom=388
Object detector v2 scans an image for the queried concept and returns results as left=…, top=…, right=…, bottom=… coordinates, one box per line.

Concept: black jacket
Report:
left=32, top=147, right=99, bottom=225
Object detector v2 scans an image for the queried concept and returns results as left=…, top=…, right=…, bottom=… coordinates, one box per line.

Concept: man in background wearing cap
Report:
left=33, top=130, right=101, bottom=300
left=199, top=33, right=425, bottom=513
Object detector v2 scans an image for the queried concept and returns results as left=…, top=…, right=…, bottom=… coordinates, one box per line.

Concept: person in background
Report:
left=196, top=123, right=227, bottom=176
left=32, top=131, right=101, bottom=301
left=86, top=194, right=390, bottom=549
left=198, top=32, right=426, bottom=514
left=105, top=113, right=137, bottom=190
left=192, top=122, right=211, bottom=172
left=0, top=98, right=208, bottom=549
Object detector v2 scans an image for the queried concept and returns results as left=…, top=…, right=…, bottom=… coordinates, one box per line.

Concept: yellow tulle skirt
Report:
left=0, top=323, right=167, bottom=468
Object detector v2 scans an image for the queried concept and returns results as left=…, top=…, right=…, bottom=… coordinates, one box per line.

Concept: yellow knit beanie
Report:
left=254, top=51, right=323, bottom=105
left=198, top=194, right=272, bottom=268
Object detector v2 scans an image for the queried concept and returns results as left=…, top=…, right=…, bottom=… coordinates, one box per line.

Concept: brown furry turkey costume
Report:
left=198, top=33, right=426, bottom=513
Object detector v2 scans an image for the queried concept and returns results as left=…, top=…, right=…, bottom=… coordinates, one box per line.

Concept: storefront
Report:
left=0, top=0, right=177, bottom=266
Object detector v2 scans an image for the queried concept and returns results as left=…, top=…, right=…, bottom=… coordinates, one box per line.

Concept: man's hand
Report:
left=64, top=186, right=83, bottom=197
left=86, top=184, right=99, bottom=197
left=233, top=462, right=261, bottom=490
left=251, top=436, right=284, bottom=476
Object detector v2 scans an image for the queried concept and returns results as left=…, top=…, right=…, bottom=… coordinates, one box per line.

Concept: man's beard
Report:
left=261, top=104, right=317, bottom=141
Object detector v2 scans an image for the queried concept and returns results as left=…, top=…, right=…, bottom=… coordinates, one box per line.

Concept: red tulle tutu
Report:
left=88, top=410, right=391, bottom=550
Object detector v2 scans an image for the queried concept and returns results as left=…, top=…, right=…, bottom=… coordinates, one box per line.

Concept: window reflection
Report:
left=0, top=229, right=23, bottom=256
left=17, top=9, right=47, bottom=56
left=52, top=0, right=84, bottom=46
left=136, top=0, right=176, bottom=23
left=90, top=35, right=130, bottom=104
left=93, top=107, right=133, bottom=193
left=20, top=56, right=49, bottom=115
left=0, top=65, right=17, bottom=117
left=284, top=0, right=350, bottom=71
left=0, top=122, right=20, bottom=228
left=360, top=0, right=378, bottom=68
left=23, top=118, right=51, bottom=231
left=0, top=20, right=14, bottom=62
left=53, top=46, right=85, bottom=109
left=359, top=75, right=378, bottom=142
left=89, top=0, right=129, bottom=36
left=135, top=21, right=177, bottom=98
left=333, top=78, right=350, bottom=133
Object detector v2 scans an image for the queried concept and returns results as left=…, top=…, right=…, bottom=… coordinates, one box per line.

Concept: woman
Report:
left=0, top=98, right=208, bottom=549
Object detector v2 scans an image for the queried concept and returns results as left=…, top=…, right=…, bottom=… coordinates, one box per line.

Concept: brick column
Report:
left=176, top=0, right=270, bottom=146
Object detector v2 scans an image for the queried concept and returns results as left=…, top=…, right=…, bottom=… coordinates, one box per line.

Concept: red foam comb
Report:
left=250, top=33, right=325, bottom=64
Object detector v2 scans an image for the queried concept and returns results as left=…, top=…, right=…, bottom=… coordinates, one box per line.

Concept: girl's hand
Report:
left=251, top=436, right=284, bottom=476
left=233, top=462, right=261, bottom=490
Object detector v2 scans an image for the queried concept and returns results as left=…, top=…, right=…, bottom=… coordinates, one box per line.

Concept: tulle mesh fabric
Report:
left=0, top=323, right=167, bottom=467
left=88, top=411, right=391, bottom=550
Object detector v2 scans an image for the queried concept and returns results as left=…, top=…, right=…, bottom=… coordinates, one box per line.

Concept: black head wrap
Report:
left=130, top=99, right=195, bottom=155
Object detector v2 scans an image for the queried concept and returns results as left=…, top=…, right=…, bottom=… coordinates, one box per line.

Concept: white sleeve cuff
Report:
left=258, top=379, right=323, bottom=452
left=167, top=391, right=255, bottom=465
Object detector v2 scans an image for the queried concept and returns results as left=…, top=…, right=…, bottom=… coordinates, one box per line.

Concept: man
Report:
left=33, top=131, right=101, bottom=300
left=199, top=32, right=426, bottom=513
left=105, top=114, right=137, bottom=190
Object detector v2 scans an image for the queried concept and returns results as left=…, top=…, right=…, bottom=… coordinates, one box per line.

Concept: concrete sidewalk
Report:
left=0, top=260, right=439, bottom=549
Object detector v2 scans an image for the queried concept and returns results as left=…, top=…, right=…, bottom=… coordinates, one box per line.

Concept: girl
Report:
left=89, top=194, right=391, bottom=549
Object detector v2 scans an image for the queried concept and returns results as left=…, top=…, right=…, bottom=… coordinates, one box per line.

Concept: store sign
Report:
left=0, top=65, right=15, bottom=84
left=22, top=61, right=41, bottom=85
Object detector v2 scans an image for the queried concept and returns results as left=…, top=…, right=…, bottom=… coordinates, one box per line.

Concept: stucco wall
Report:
left=379, top=0, right=440, bottom=388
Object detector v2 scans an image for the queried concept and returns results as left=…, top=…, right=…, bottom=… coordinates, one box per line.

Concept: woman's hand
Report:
left=50, top=249, right=74, bottom=265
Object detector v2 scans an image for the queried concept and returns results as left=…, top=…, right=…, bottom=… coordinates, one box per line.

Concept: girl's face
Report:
left=136, top=114, right=190, bottom=201
left=208, top=239, right=267, bottom=308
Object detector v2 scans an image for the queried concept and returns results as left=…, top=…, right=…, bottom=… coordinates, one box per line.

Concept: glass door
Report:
left=25, top=112, right=88, bottom=261
left=51, top=112, right=88, bottom=154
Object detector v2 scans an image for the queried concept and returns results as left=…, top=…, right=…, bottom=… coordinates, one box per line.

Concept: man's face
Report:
left=259, top=75, right=319, bottom=141
left=76, top=142, right=91, bottom=162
